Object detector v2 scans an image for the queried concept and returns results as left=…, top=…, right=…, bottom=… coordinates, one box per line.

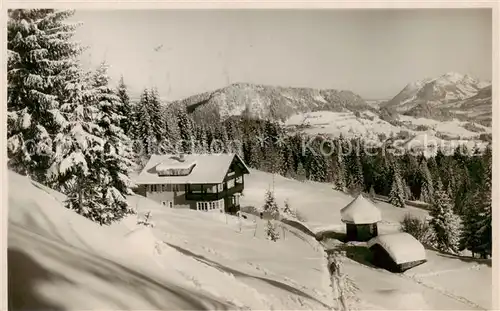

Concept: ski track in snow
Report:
left=402, top=273, right=485, bottom=310
left=10, top=171, right=491, bottom=310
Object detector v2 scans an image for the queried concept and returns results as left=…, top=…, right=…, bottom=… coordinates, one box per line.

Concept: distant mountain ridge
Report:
left=381, top=72, right=492, bottom=125
left=171, top=82, right=375, bottom=122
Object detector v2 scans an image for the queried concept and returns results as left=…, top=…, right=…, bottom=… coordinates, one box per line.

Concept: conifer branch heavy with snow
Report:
left=429, top=179, right=462, bottom=254
left=388, top=162, right=406, bottom=208
left=7, top=9, right=83, bottom=182
left=460, top=155, right=492, bottom=258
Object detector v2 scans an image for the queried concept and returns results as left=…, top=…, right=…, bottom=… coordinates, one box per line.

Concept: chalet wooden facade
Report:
left=134, top=153, right=250, bottom=214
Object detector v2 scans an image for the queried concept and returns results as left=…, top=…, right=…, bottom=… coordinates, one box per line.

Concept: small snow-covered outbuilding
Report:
left=367, top=232, right=427, bottom=273
left=340, top=194, right=382, bottom=242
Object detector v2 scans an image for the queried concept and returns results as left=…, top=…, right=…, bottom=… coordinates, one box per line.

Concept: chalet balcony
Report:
left=185, top=183, right=244, bottom=201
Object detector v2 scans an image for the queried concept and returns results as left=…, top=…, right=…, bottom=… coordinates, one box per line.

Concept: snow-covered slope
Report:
left=8, top=171, right=238, bottom=310
left=8, top=169, right=492, bottom=310
left=8, top=170, right=333, bottom=310
left=240, top=169, right=492, bottom=310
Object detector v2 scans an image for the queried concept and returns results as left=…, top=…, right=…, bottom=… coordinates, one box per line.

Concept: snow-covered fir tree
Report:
left=177, top=106, right=195, bottom=153
left=389, top=162, right=406, bottom=208
left=369, top=185, right=376, bottom=201
left=193, top=125, right=209, bottom=154
left=266, top=220, right=280, bottom=242
left=48, top=69, right=110, bottom=224
left=429, top=179, right=462, bottom=254
left=115, top=75, right=133, bottom=137
left=333, top=152, right=347, bottom=192
left=7, top=9, right=83, bottom=182
left=419, top=158, right=435, bottom=204
left=460, top=157, right=492, bottom=258
left=148, top=87, right=165, bottom=143
left=262, top=189, right=280, bottom=219
left=296, top=162, right=307, bottom=182
left=163, top=105, right=182, bottom=152
left=135, top=88, right=156, bottom=155
left=90, top=62, right=135, bottom=220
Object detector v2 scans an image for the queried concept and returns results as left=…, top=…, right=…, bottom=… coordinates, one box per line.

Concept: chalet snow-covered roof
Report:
left=134, top=153, right=250, bottom=185
left=340, top=194, right=382, bottom=224
left=367, top=232, right=426, bottom=265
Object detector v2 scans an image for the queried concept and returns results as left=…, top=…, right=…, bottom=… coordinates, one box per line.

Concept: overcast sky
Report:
left=72, top=9, right=492, bottom=101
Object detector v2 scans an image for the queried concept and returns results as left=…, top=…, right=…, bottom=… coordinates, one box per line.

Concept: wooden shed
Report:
left=340, top=194, right=382, bottom=242
left=367, top=232, right=427, bottom=273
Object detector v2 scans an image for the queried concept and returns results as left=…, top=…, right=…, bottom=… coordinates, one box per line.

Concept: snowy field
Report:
left=8, top=169, right=492, bottom=310
left=284, top=111, right=489, bottom=154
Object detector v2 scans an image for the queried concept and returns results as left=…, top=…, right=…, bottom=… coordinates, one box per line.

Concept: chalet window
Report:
left=227, top=179, right=235, bottom=189
left=197, top=202, right=208, bottom=211
left=162, top=184, right=167, bottom=192
left=217, top=183, right=224, bottom=192
left=150, top=184, right=159, bottom=192
left=236, top=176, right=243, bottom=185
left=206, top=184, right=217, bottom=193
left=191, top=184, right=202, bottom=193
left=196, top=199, right=223, bottom=211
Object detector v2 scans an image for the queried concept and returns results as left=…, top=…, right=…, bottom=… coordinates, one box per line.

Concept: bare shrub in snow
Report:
left=137, top=211, right=155, bottom=228
left=240, top=205, right=259, bottom=216
left=328, top=249, right=359, bottom=311
left=399, top=213, right=433, bottom=245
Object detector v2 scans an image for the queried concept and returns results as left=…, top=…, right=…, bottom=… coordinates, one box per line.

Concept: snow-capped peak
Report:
left=383, top=72, right=491, bottom=113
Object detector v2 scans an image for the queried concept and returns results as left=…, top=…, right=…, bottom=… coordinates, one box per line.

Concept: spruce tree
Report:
left=266, top=220, right=280, bottom=242
left=388, top=163, right=406, bottom=208
left=115, top=75, right=133, bottom=136
left=263, top=189, right=280, bottom=219
left=177, top=106, right=194, bottom=153
left=429, top=179, right=462, bottom=253
left=91, top=62, right=135, bottom=220
left=7, top=9, right=83, bottom=182
left=369, top=185, right=376, bottom=201
left=419, top=158, right=435, bottom=204
left=48, top=68, right=111, bottom=224
left=333, top=143, right=347, bottom=192
left=148, top=87, right=165, bottom=143
left=163, top=105, right=181, bottom=153
left=460, top=156, right=492, bottom=258
left=296, top=161, right=307, bottom=182
left=135, top=88, right=156, bottom=155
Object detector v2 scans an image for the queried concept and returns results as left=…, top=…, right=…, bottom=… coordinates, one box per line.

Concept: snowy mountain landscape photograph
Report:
left=5, top=6, right=496, bottom=311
